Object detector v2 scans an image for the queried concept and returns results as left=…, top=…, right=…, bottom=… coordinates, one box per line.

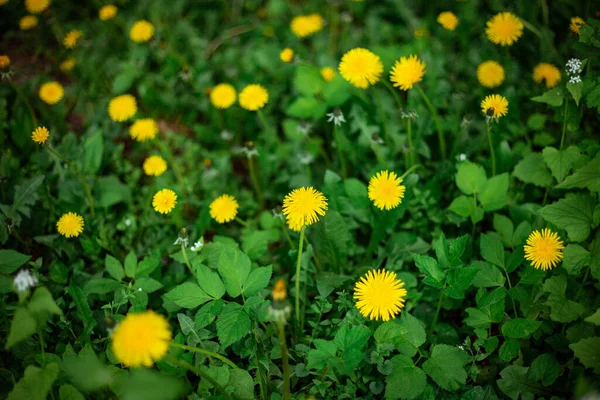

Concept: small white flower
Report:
left=137, top=288, right=143, bottom=292
left=458, top=345, right=465, bottom=350
left=124, top=218, right=131, bottom=227
left=220, top=130, right=233, bottom=141
left=327, top=108, right=346, bottom=126
left=569, top=75, right=582, bottom=84
left=173, top=237, right=188, bottom=247
left=13, top=269, right=38, bottom=292
left=400, top=109, right=418, bottom=119
left=459, top=153, right=467, bottom=161
left=566, top=58, right=582, bottom=75
left=191, top=237, right=205, bottom=252
left=297, top=121, right=312, bottom=136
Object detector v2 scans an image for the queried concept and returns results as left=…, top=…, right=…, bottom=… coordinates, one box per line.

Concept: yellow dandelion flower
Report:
left=368, top=170, right=406, bottom=210
left=209, top=194, right=239, bottom=224
left=20, top=15, right=38, bottom=30
left=280, top=48, right=294, bottom=63
left=437, top=11, right=459, bottom=31
left=390, top=55, right=426, bottom=91
left=56, top=212, right=84, bottom=238
left=290, top=13, right=323, bottom=38
left=152, top=189, right=177, bottom=214
left=282, top=187, right=328, bottom=232
left=477, top=60, right=505, bottom=88
left=31, top=126, right=50, bottom=144
left=570, top=17, right=585, bottom=35
left=130, top=119, right=159, bottom=141
left=239, top=84, right=269, bottom=111
left=533, top=63, right=561, bottom=88
left=99, top=5, right=117, bottom=21
left=60, top=58, right=76, bottom=72
left=354, top=269, right=407, bottom=321
left=524, top=228, right=564, bottom=271
left=339, top=48, right=383, bottom=89
left=0, top=55, right=9, bottom=69
left=108, top=94, right=137, bottom=122
left=481, top=94, right=508, bottom=118
left=130, top=20, right=154, bottom=43
left=63, top=30, right=82, bottom=49
left=210, top=83, right=237, bottom=109
left=143, top=156, right=167, bottom=177
left=111, top=310, right=171, bottom=368
left=39, top=82, right=64, bottom=105
left=485, top=12, right=523, bottom=46
left=25, top=0, right=50, bottom=14
left=320, top=67, right=336, bottom=82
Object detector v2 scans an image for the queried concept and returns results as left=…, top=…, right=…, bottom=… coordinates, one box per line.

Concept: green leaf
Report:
left=513, top=153, right=553, bottom=188
left=67, top=285, right=95, bottom=340
left=374, top=320, right=409, bottom=344
left=555, top=155, right=600, bottom=193
left=538, top=193, right=596, bottom=242
left=137, top=255, right=162, bottom=277
left=105, top=254, right=125, bottom=281
left=0, top=250, right=31, bottom=274
left=59, top=384, right=85, bottom=400
left=176, top=313, right=197, bottom=336
left=83, top=131, right=103, bottom=174
left=313, top=211, right=351, bottom=268
left=385, top=355, right=427, bottom=400
left=479, top=173, right=509, bottom=211
left=562, top=244, right=591, bottom=276
left=412, top=254, right=445, bottom=287
left=393, top=313, right=426, bottom=357
left=12, top=175, right=45, bottom=216
left=5, top=307, right=37, bottom=349
left=94, top=176, right=131, bottom=208
left=124, top=251, right=137, bottom=278
left=529, top=354, right=561, bottom=386
left=498, top=366, right=539, bottom=400
left=472, top=261, right=505, bottom=288
left=531, top=87, right=564, bottom=107
left=84, top=278, right=121, bottom=294
left=422, top=345, right=469, bottom=391
left=114, top=368, right=186, bottom=400
left=242, top=230, right=276, bottom=260
left=584, top=309, right=600, bottom=325
left=444, top=267, right=478, bottom=299
left=570, top=337, right=600, bottom=372
left=293, top=64, right=324, bottom=96
left=227, top=369, right=255, bottom=400
left=133, top=277, right=163, bottom=293
left=480, top=233, right=505, bottom=268
left=217, top=248, right=251, bottom=298
left=435, top=233, right=468, bottom=269
left=216, top=303, right=251, bottom=348
left=29, top=286, right=62, bottom=316
left=164, top=282, right=211, bottom=309
left=195, top=264, right=225, bottom=299
left=323, top=75, right=352, bottom=106
left=7, top=363, right=59, bottom=400
left=334, top=324, right=372, bottom=352
left=242, top=265, right=272, bottom=297
left=449, top=195, right=475, bottom=218
left=567, top=80, right=583, bottom=105
left=542, top=146, right=581, bottom=183
left=456, top=162, right=487, bottom=195
left=499, top=338, right=520, bottom=362
left=286, top=96, right=326, bottom=119
left=545, top=294, right=585, bottom=323
left=465, top=308, right=493, bottom=329
left=501, top=318, right=542, bottom=339
left=494, top=214, right=514, bottom=247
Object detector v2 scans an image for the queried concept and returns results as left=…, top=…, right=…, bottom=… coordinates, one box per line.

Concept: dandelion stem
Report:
left=170, top=343, right=239, bottom=369
left=407, top=118, right=415, bottom=167
left=381, top=79, right=403, bottom=110
left=400, top=164, right=423, bottom=180
left=181, top=242, right=195, bottom=277
left=417, top=85, right=446, bottom=160
left=277, top=321, right=291, bottom=400
left=165, top=355, right=231, bottom=400
left=235, top=217, right=249, bottom=228
left=248, top=156, right=265, bottom=209
left=503, top=268, right=518, bottom=318
left=429, top=290, right=444, bottom=338
left=44, top=144, right=95, bottom=217
left=333, top=123, right=348, bottom=178
left=559, top=100, right=569, bottom=150
left=485, top=121, right=497, bottom=176
left=294, top=226, right=306, bottom=324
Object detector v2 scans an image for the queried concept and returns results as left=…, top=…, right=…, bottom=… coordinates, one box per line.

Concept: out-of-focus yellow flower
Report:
left=99, top=5, right=117, bottom=21
left=290, top=14, right=323, bottom=38
left=60, top=58, right=76, bottom=72
left=437, top=11, right=459, bottom=31
left=320, top=67, right=336, bottom=82
left=239, top=84, right=268, bottom=111
left=485, top=12, right=523, bottom=46
left=477, top=61, right=504, bottom=88
left=0, top=0, right=9, bottom=6
left=39, top=82, right=64, bottom=105
left=129, top=119, right=159, bottom=141
left=108, top=94, right=137, bottom=122
left=143, top=155, right=167, bottom=177
left=152, top=189, right=177, bottom=214
left=570, top=17, right=585, bottom=35
left=481, top=94, right=508, bottom=119
left=25, top=0, right=50, bottom=14
left=272, top=279, right=287, bottom=301
left=210, top=83, right=237, bottom=109
left=533, top=63, right=561, bottom=88
left=414, top=27, right=429, bottom=38
left=339, top=48, right=383, bottom=89
left=57, top=212, right=84, bottom=238
left=209, top=194, right=239, bottom=224
left=280, top=48, right=294, bottom=63
left=368, top=170, right=406, bottom=210
left=31, top=126, right=50, bottom=144
left=282, top=187, right=328, bottom=231
left=130, top=20, right=154, bottom=43
left=0, top=55, right=9, bottom=69
left=20, top=15, right=38, bottom=30
left=390, top=55, right=426, bottom=91
left=63, top=30, right=83, bottom=49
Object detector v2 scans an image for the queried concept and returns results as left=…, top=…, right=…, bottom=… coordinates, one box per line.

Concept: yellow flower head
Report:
left=143, top=155, right=167, bottom=177
left=108, top=94, right=137, bottom=122
left=60, top=58, right=76, bottom=72
left=25, top=0, right=50, bottom=14
left=39, top=82, right=64, bottom=105
left=485, top=12, right=523, bottom=46
left=239, top=84, right=269, bottom=111
left=437, top=11, right=459, bottom=31
left=320, top=67, right=336, bottom=82
left=63, top=30, right=82, bottom=49
left=31, top=126, right=50, bottom=144
left=130, top=119, right=159, bottom=141
left=210, top=83, right=237, bottom=109
left=111, top=310, right=172, bottom=368
left=152, top=189, right=177, bottom=214
left=354, top=269, right=407, bottom=321
left=339, top=48, right=383, bottom=89
left=533, top=63, right=561, bottom=88
left=99, top=5, right=117, bottom=21
left=0, top=55, right=9, bottom=69
left=272, top=279, right=287, bottom=301
left=290, top=13, right=323, bottom=38
left=390, top=55, right=426, bottom=91
left=209, top=194, right=239, bottom=224
left=524, top=228, right=564, bottom=271
left=130, top=20, right=154, bottom=43
left=477, top=60, right=505, bottom=88
left=282, top=187, right=328, bottom=231
left=368, top=170, right=406, bottom=210
left=570, top=17, right=585, bottom=35
left=56, top=212, right=84, bottom=238
left=280, top=48, right=294, bottom=63
left=481, top=94, right=508, bottom=119
left=20, top=15, right=38, bottom=30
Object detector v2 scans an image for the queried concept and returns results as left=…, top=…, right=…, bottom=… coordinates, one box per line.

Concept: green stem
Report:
left=235, top=217, right=249, bottom=228
left=333, top=123, right=348, bottom=178
left=559, top=100, right=569, bottom=150
left=429, top=290, right=444, bottom=337
left=281, top=223, right=295, bottom=249
left=407, top=118, right=414, bottom=167
left=45, top=144, right=95, bottom=216
left=248, top=156, right=264, bottom=209
left=503, top=268, right=518, bottom=318
left=295, top=227, right=306, bottom=324
left=165, top=355, right=231, bottom=400
left=400, top=164, right=423, bottom=180
left=417, top=85, right=446, bottom=160
left=181, top=242, right=195, bottom=277
left=170, top=343, right=239, bottom=369
left=381, top=79, right=403, bottom=110
left=38, top=329, right=46, bottom=363
left=486, top=121, right=496, bottom=176
left=278, top=322, right=291, bottom=400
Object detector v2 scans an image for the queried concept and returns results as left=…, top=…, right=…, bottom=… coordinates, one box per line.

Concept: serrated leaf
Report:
left=444, top=267, right=478, bottom=299
left=216, top=303, right=251, bottom=348
left=59, top=384, right=85, bottom=400
left=570, top=337, right=600, bottom=372
left=412, top=254, right=445, bottom=284
left=531, top=87, right=564, bottom=106
left=562, top=244, right=590, bottom=276
left=513, top=153, right=553, bottom=188
left=498, top=365, right=539, bottom=400
left=499, top=338, right=520, bottom=362
left=449, top=195, right=475, bottom=218
left=164, top=282, right=211, bottom=309
left=134, top=277, right=163, bottom=293
left=217, top=248, right=251, bottom=298
left=538, top=193, right=596, bottom=242
left=105, top=254, right=125, bottom=281
left=456, top=162, right=487, bottom=195
left=529, top=354, right=561, bottom=386
left=0, top=250, right=31, bottom=274
left=472, top=261, right=505, bottom=288
left=555, top=155, right=600, bottom=193
left=393, top=313, right=426, bottom=357
left=195, top=264, right=225, bottom=299
left=385, top=355, right=427, bottom=400
left=422, top=345, right=469, bottom=391
left=12, top=175, right=45, bottom=216
left=501, top=318, right=542, bottom=338
left=7, top=363, right=59, bottom=400
left=542, top=146, right=581, bottom=183
left=480, top=233, right=504, bottom=268
left=242, top=265, right=272, bottom=297
left=479, top=173, right=509, bottom=211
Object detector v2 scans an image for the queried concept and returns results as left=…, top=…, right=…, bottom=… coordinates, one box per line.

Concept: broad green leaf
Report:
left=385, top=355, right=427, bottom=400
left=216, top=303, right=251, bottom=348
left=542, top=146, right=581, bottom=183
left=435, top=233, right=468, bottom=269
left=124, top=251, right=137, bottom=278
left=137, top=255, right=162, bottom=277
left=542, top=275, right=566, bottom=296
left=7, top=363, right=59, bottom=400
left=567, top=80, right=583, bottom=105
left=374, top=320, right=409, bottom=344
left=501, top=318, right=542, bottom=339
left=531, top=87, right=564, bottom=106
left=393, top=313, right=426, bottom=357
left=529, top=354, right=561, bottom=386
left=498, top=366, right=539, bottom=400
left=84, top=278, right=121, bottom=294
left=194, top=300, right=222, bottom=329
left=562, top=244, right=590, bottom=276
left=68, top=285, right=93, bottom=324
left=242, top=265, right=272, bottom=297
left=456, top=162, right=487, bottom=195
left=422, top=345, right=469, bottom=391
left=286, top=96, right=326, bottom=119
left=493, top=214, right=514, bottom=247
left=62, top=351, right=112, bottom=392
left=444, top=267, right=478, bottom=299
left=462, top=386, right=499, bottom=400
left=29, top=286, right=62, bottom=315
left=242, top=230, right=276, bottom=260
left=227, top=369, right=255, bottom=400
left=313, top=211, right=351, bottom=269
left=545, top=294, right=585, bottom=323
left=12, top=175, right=45, bottom=216
left=83, top=131, right=103, bottom=174
left=195, top=264, right=226, bottom=299
left=323, top=75, right=352, bottom=106
left=164, top=282, right=211, bottom=309
left=293, top=64, right=324, bottom=96
left=570, top=337, right=600, bottom=372
left=0, top=250, right=31, bottom=274
left=479, top=173, right=509, bottom=211
left=176, top=313, right=197, bottom=336
left=471, top=261, right=505, bottom=288
left=449, top=195, right=475, bottom=218
left=538, top=193, right=596, bottom=242
left=113, top=368, right=186, bottom=400
left=412, top=254, right=445, bottom=287
left=499, top=338, right=520, bottom=362
left=555, top=155, right=600, bottom=193
left=307, top=339, right=337, bottom=371
left=217, top=248, right=251, bottom=298
left=133, top=277, right=163, bottom=293
left=94, top=176, right=131, bottom=208
left=333, top=324, right=372, bottom=352
left=465, top=308, right=493, bottom=329
left=59, top=384, right=85, bottom=400
left=480, top=233, right=504, bottom=268
left=105, top=254, right=125, bottom=281
left=5, top=307, right=37, bottom=349
left=513, top=153, right=552, bottom=188
left=584, top=309, right=600, bottom=325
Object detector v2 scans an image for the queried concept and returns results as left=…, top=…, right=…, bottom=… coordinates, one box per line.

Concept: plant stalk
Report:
left=277, top=322, right=291, bottom=400
left=294, top=226, right=306, bottom=324
left=486, top=121, right=496, bottom=176
left=417, top=85, right=446, bottom=160
left=170, top=343, right=239, bottom=369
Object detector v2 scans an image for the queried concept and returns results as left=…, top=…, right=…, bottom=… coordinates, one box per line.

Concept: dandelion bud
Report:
left=272, top=279, right=287, bottom=301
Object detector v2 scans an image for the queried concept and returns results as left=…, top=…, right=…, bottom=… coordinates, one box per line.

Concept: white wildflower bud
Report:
left=13, top=269, right=38, bottom=292
left=327, top=108, right=346, bottom=126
